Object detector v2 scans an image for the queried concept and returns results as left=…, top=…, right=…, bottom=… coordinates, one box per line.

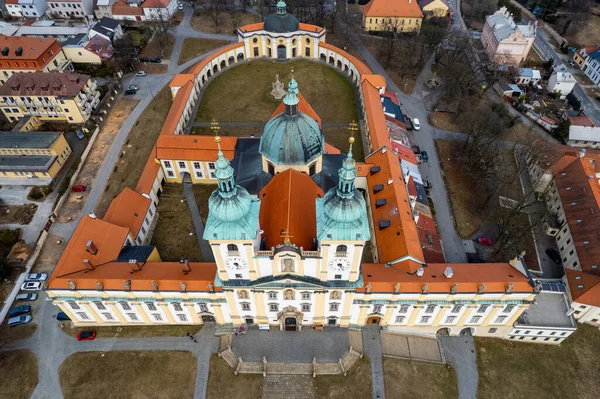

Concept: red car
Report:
left=72, top=185, right=86, bottom=193
left=76, top=331, right=96, bottom=341
left=477, top=237, right=493, bottom=245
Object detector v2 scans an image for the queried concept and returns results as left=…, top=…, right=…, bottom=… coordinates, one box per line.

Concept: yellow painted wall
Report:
left=363, top=16, right=422, bottom=33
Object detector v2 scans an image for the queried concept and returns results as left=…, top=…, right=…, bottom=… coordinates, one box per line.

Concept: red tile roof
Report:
left=363, top=0, right=424, bottom=18
left=0, top=72, right=89, bottom=97
left=159, top=81, right=193, bottom=135
left=135, top=147, right=160, bottom=195
left=416, top=215, right=445, bottom=263
left=104, top=188, right=151, bottom=238
left=156, top=135, right=237, bottom=161
left=0, top=35, right=59, bottom=65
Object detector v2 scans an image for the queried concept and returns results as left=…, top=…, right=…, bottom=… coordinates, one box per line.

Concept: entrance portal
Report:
left=366, top=316, right=381, bottom=325
left=285, top=317, right=297, bottom=331
left=277, top=45, right=286, bottom=59
left=201, top=315, right=215, bottom=322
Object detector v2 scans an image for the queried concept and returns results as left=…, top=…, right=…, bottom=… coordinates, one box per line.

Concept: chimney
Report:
left=180, top=259, right=191, bottom=273
left=416, top=267, right=425, bottom=277
left=444, top=267, right=453, bottom=278
left=86, top=240, right=98, bottom=255
left=83, top=259, right=95, bottom=270
left=89, top=213, right=97, bottom=219
left=129, top=259, right=142, bottom=271
left=387, top=178, right=393, bottom=185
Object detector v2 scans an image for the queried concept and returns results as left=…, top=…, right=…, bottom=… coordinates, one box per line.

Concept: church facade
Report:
left=46, top=2, right=537, bottom=339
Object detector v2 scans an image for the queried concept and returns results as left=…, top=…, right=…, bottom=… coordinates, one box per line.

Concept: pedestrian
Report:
left=186, top=332, right=190, bottom=337
left=193, top=338, right=198, bottom=343
left=234, top=328, right=238, bottom=336
left=189, top=335, right=194, bottom=341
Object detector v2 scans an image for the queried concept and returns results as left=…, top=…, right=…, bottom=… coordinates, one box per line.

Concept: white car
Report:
left=135, top=71, right=147, bottom=77
left=178, top=4, right=184, bottom=10
left=16, top=293, right=38, bottom=301
left=21, top=281, right=42, bottom=291
left=413, top=118, right=421, bottom=130
left=26, top=273, right=48, bottom=282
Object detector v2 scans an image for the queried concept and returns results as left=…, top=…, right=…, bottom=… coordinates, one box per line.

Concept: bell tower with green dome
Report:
left=259, top=73, right=324, bottom=175
left=203, top=129, right=261, bottom=282
left=316, top=123, right=371, bottom=282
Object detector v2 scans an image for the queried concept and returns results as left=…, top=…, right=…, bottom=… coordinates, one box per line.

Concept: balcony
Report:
left=227, top=250, right=240, bottom=257
left=335, top=251, right=348, bottom=257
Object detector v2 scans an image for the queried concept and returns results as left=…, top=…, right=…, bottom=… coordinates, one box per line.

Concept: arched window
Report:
left=336, top=245, right=347, bottom=253
left=227, top=244, right=238, bottom=251
left=306, top=38, right=310, bottom=44
left=267, top=162, right=275, bottom=175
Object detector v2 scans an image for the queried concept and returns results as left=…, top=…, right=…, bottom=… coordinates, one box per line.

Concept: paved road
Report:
left=439, top=336, right=479, bottom=399
left=362, top=326, right=385, bottom=399
left=352, top=37, right=468, bottom=263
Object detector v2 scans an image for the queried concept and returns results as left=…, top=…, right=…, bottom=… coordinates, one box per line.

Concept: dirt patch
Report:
left=314, top=357, right=373, bottom=399
left=0, top=204, right=37, bottom=225
left=0, top=350, right=38, bottom=399
left=190, top=11, right=260, bottom=34
left=0, top=319, right=37, bottom=347
left=206, top=354, right=263, bottom=399
left=60, top=323, right=202, bottom=338
left=94, top=87, right=171, bottom=218
left=555, top=15, right=600, bottom=48
left=384, top=357, right=458, bottom=399
left=55, top=98, right=139, bottom=224
left=430, top=111, right=461, bottom=132
left=179, top=38, right=230, bottom=65
left=139, top=33, right=175, bottom=60
left=60, top=351, right=196, bottom=399
left=6, top=241, right=33, bottom=265
left=32, top=234, right=67, bottom=274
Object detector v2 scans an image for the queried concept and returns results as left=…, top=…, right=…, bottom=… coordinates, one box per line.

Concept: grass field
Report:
left=476, top=323, right=600, bottom=399
left=179, top=38, right=231, bottom=65
left=195, top=59, right=359, bottom=123
left=94, top=86, right=171, bottom=218
left=60, top=323, right=202, bottom=339
left=0, top=350, right=38, bottom=399
left=314, top=357, right=372, bottom=399
left=60, top=351, right=196, bottom=399
left=206, top=354, right=263, bottom=399
left=384, top=357, right=458, bottom=398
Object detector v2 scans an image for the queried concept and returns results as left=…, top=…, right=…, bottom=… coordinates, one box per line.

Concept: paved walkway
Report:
left=362, top=326, right=385, bottom=399
left=439, top=336, right=478, bottom=399
left=182, top=175, right=214, bottom=262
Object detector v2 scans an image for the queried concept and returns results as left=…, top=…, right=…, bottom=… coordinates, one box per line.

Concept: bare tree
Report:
left=226, top=0, right=241, bottom=31
left=146, top=11, right=175, bottom=57
left=198, top=0, right=225, bottom=33
left=256, top=0, right=273, bottom=22
left=560, top=0, right=590, bottom=36
left=378, top=19, right=403, bottom=68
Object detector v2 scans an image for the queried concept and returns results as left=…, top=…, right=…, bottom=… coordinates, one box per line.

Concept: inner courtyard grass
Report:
left=383, top=357, right=458, bottom=398
left=0, top=350, right=38, bottom=399
left=195, top=60, right=359, bottom=123
left=60, top=351, right=196, bottom=399
left=206, top=354, right=263, bottom=399
left=314, top=356, right=372, bottom=399
left=476, top=323, right=600, bottom=399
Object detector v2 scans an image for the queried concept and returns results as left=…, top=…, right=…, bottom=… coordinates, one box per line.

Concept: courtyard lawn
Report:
left=192, top=184, right=217, bottom=224
left=0, top=350, right=38, bottom=399
left=190, top=125, right=262, bottom=137
left=60, top=323, right=202, bottom=339
left=314, top=357, right=372, bottom=399
left=195, top=60, right=359, bottom=123
left=383, top=357, right=458, bottom=399
left=322, top=126, right=365, bottom=162
left=476, top=323, right=600, bottom=399
left=150, top=184, right=206, bottom=262
left=60, top=351, right=196, bottom=399
left=206, top=354, right=263, bottom=399
left=179, top=38, right=231, bottom=65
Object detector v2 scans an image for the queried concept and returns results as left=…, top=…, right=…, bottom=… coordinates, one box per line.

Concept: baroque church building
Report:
left=46, top=2, right=538, bottom=339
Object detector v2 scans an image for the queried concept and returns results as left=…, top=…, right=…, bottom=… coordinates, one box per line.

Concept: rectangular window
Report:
left=127, top=313, right=138, bottom=321
left=395, top=315, right=405, bottom=323
left=121, top=302, right=131, bottom=311
left=242, top=303, right=251, bottom=311
left=451, top=305, right=462, bottom=313
left=269, top=303, right=278, bottom=312
left=152, top=314, right=163, bottom=321
left=173, top=303, right=183, bottom=312
left=420, top=316, right=431, bottom=323
left=504, top=305, right=515, bottom=313
left=330, top=303, right=339, bottom=311
left=301, top=303, right=310, bottom=312
left=334, top=274, right=342, bottom=280
left=193, top=162, right=201, bottom=168
left=178, top=161, right=186, bottom=168
left=470, top=316, right=482, bottom=323
left=102, top=312, right=114, bottom=321
left=478, top=304, right=489, bottom=313
left=489, top=328, right=497, bottom=333
left=268, top=292, right=277, bottom=300
left=177, top=314, right=187, bottom=322
left=167, top=171, right=174, bottom=177
left=425, top=305, right=436, bottom=313
left=94, top=301, right=105, bottom=310
left=445, top=316, right=457, bottom=323
left=195, top=172, right=203, bottom=179
left=69, top=301, right=80, bottom=310
left=147, top=303, right=157, bottom=311
left=164, top=161, right=171, bottom=168
left=301, top=292, right=310, bottom=300
left=76, top=312, right=90, bottom=320
left=495, top=316, right=508, bottom=324
left=208, top=162, right=216, bottom=169
left=399, top=304, right=410, bottom=313
left=199, top=303, right=208, bottom=312
left=373, top=304, right=383, bottom=313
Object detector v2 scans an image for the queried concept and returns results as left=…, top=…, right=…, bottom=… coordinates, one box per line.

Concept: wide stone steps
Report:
left=262, top=375, right=316, bottom=399
left=219, top=348, right=238, bottom=369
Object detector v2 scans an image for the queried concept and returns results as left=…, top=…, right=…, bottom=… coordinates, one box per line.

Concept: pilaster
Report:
left=82, top=302, right=102, bottom=323
left=407, top=306, right=422, bottom=326
left=356, top=304, right=370, bottom=326
left=349, top=244, right=363, bottom=282
left=245, top=244, right=257, bottom=280
left=381, top=305, right=397, bottom=326
left=108, top=303, right=128, bottom=323
left=457, top=305, right=477, bottom=326
left=133, top=303, right=152, bottom=324
left=319, top=244, right=330, bottom=280
left=313, top=292, right=326, bottom=324
left=252, top=291, right=268, bottom=324
left=188, top=304, right=202, bottom=324
left=224, top=291, right=241, bottom=325
left=481, top=306, right=502, bottom=327
left=158, top=303, right=176, bottom=324
left=432, top=306, right=450, bottom=327
left=212, top=244, right=228, bottom=281
left=339, top=292, right=355, bottom=327
left=212, top=304, right=225, bottom=324
left=505, top=305, right=528, bottom=326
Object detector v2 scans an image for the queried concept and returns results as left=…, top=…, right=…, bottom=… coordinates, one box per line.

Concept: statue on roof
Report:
left=271, top=74, right=286, bottom=100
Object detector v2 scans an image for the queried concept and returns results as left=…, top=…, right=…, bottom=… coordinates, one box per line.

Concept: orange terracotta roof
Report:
left=188, top=42, right=245, bottom=76
left=49, top=216, right=129, bottom=286
left=356, top=162, right=375, bottom=177
left=416, top=215, right=445, bottom=263
left=390, top=140, right=417, bottom=164
left=135, top=147, right=160, bottom=195
left=319, top=42, right=372, bottom=76
left=362, top=74, right=386, bottom=89
left=363, top=0, right=424, bottom=18
left=141, top=0, right=170, bottom=8
left=104, top=188, right=151, bottom=238
left=238, top=22, right=265, bottom=33
left=384, top=90, right=399, bottom=105
left=324, top=142, right=341, bottom=154
left=169, top=74, right=195, bottom=89
left=366, top=148, right=424, bottom=272
left=0, top=35, right=58, bottom=65
left=259, top=169, right=324, bottom=249
left=298, top=23, right=325, bottom=33
left=269, top=93, right=322, bottom=127
left=156, top=135, right=237, bottom=161
left=112, top=0, right=144, bottom=15
left=359, top=263, right=533, bottom=294
left=406, top=176, right=417, bottom=198
left=160, top=81, right=193, bottom=136
left=566, top=268, right=600, bottom=306
left=362, top=80, right=390, bottom=151
left=49, top=261, right=219, bottom=292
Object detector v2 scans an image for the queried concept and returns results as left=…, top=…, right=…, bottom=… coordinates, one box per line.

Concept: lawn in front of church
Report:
left=383, top=357, right=458, bottom=398
left=195, top=59, right=359, bottom=123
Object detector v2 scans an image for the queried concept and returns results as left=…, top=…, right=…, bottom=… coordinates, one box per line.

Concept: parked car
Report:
left=8, top=315, right=32, bottom=327
left=139, top=57, right=150, bottom=63
left=125, top=89, right=137, bottom=96
left=128, top=84, right=139, bottom=91
left=135, top=71, right=147, bottom=77
left=545, top=248, right=561, bottom=264
left=568, top=59, right=576, bottom=68
left=57, top=312, right=71, bottom=321
left=413, top=118, right=421, bottom=130
left=421, top=150, right=429, bottom=162
left=21, top=281, right=42, bottom=291
left=16, top=293, right=37, bottom=301
left=26, top=273, right=48, bottom=282
left=477, top=237, right=493, bottom=246
left=8, top=305, right=31, bottom=317
left=178, top=4, right=184, bottom=10
left=75, top=130, right=85, bottom=140
left=72, top=185, right=86, bottom=193
left=149, top=57, right=161, bottom=63
left=76, top=331, right=96, bottom=341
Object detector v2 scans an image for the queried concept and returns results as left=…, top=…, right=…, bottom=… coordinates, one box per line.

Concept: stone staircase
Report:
left=262, top=375, right=316, bottom=399
left=214, top=323, right=235, bottom=336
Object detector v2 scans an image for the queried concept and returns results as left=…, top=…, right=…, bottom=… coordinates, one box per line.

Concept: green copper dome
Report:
left=265, top=1, right=299, bottom=33
left=204, top=139, right=260, bottom=241
left=259, top=77, right=324, bottom=166
left=316, top=142, right=371, bottom=242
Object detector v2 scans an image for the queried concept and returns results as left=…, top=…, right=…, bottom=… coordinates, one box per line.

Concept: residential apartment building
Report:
left=141, top=0, right=176, bottom=20
left=527, top=145, right=600, bottom=329
left=47, top=0, right=94, bottom=19
left=572, top=45, right=598, bottom=68
left=420, top=0, right=449, bottom=18
left=548, top=64, right=576, bottom=99
left=0, top=130, right=71, bottom=184
left=0, top=72, right=99, bottom=124
left=5, top=0, right=46, bottom=18
left=481, top=7, right=536, bottom=65
left=582, top=49, right=600, bottom=89
left=362, top=0, right=423, bottom=33
left=89, top=17, right=123, bottom=42
left=95, top=0, right=116, bottom=19
left=0, top=35, right=72, bottom=85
